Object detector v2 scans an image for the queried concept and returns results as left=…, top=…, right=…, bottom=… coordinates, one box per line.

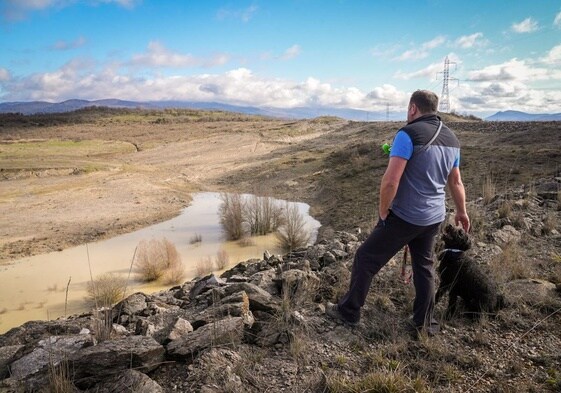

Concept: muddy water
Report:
left=0, top=193, right=320, bottom=334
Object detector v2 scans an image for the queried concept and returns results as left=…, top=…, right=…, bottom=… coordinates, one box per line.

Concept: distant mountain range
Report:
left=485, top=110, right=561, bottom=121
left=1, top=99, right=559, bottom=122
left=0, top=99, right=402, bottom=121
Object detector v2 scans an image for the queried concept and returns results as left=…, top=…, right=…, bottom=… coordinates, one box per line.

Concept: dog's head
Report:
left=441, top=224, right=471, bottom=251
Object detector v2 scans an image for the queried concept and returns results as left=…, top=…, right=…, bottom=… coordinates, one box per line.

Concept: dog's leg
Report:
left=446, top=288, right=460, bottom=319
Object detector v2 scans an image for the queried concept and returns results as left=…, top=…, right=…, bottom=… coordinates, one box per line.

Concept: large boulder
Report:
left=166, top=317, right=245, bottom=361
left=85, top=369, right=164, bottom=393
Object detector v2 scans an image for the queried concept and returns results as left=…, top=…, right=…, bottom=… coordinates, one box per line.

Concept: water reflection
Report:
left=0, top=193, right=320, bottom=333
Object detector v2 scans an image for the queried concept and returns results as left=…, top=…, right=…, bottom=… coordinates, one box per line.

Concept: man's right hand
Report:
left=455, top=212, right=470, bottom=232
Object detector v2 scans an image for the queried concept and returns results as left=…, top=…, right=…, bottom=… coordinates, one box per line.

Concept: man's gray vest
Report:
left=391, top=114, right=460, bottom=226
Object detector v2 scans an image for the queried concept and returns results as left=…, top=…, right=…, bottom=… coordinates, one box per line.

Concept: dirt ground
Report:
left=0, top=112, right=345, bottom=262
left=1, top=110, right=560, bottom=265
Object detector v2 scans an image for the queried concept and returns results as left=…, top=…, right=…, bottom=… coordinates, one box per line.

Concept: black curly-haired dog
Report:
left=435, top=224, right=504, bottom=319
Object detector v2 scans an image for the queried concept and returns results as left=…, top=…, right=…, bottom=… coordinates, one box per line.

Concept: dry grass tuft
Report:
left=327, top=367, right=430, bottom=393
left=134, top=237, right=185, bottom=283
left=215, top=249, right=230, bottom=270
left=195, top=256, right=215, bottom=277
left=542, top=213, right=557, bottom=235
left=482, top=175, right=497, bottom=205
left=86, top=272, right=127, bottom=308
left=46, top=359, right=75, bottom=393
left=497, top=200, right=512, bottom=219
left=489, top=242, right=530, bottom=282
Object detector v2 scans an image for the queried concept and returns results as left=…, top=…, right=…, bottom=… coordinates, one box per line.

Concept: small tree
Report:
left=276, top=202, right=310, bottom=252
left=219, top=193, right=246, bottom=240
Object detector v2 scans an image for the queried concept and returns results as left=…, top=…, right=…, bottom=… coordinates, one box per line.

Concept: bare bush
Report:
left=245, top=195, right=284, bottom=235
left=134, top=238, right=185, bottom=283
left=276, top=202, right=310, bottom=252
left=189, top=233, right=202, bottom=244
left=162, top=263, right=186, bottom=285
left=215, top=249, right=230, bottom=270
left=219, top=193, right=246, bottom=240
left=196, top=256, right=215, bottom=277
left=86, top=273, right=127, bottom=308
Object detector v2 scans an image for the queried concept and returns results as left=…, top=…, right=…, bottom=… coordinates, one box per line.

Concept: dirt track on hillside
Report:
left=0, top=117, right=345, bottom=262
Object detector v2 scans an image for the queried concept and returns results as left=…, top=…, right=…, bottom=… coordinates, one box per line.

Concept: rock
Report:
left=9, top=334, right=94, bottom=390
left=321, top=251, right=337, bottom=267
left=492, top=225, right=521, bottom=245
left=85, top=369, right=164, bottom=393
left=221, top=282, right=279, bottom=313
left=0, top=320, right=86, bottom=347
left=190, top=274, right=227, bottom=299
left=168, top=318, right=194, bottom=341
left=0, top=345, right=24, bottom=379
left=278, top=269, right=320, bottom=305
left=113, top=292, right=149, bottom=317
left=70, top=336, right=165, bottom=389
left=166, top=317, right=245, bottom=360
left=248, top=269, right=278, bottom=295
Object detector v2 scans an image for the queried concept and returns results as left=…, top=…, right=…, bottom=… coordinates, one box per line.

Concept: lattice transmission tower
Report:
left=437, top=56, right=458, bottom=113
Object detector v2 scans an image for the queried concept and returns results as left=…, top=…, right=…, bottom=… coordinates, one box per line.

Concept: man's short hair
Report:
left=410, top=90, right=439, bottom=114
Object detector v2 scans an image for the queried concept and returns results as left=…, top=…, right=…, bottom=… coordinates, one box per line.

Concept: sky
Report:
left=1, top=0, right=560, bottom=117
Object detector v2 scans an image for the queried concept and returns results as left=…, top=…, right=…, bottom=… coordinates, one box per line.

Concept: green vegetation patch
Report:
left=0, top=139, right=135, bottom=171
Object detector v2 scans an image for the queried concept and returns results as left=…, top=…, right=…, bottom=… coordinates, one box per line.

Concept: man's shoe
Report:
left=404, top=318, right=439, bottom=339
left=325, top=302, right=359, bottom=327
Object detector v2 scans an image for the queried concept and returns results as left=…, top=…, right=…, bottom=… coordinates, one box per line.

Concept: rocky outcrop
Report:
left=1, top=189, right=560, bottom=393
left=0, top=231, right=362, bottom=392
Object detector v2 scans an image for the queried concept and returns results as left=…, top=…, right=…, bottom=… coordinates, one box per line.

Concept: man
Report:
left=327, top=90, right=470, bottom=336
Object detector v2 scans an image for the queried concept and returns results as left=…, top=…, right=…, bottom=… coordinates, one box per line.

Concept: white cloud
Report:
left=511, top=17, right=539, bottom=33
left=130, top=41, right=230, bottom=68
left=555, top=10, right=561, bottom=28
left=540, top=44, right=561, bottom=64
left=454, top=32, right=485, bottom=49
left=1, top=0, right=137, bottom=21
left=467, top=58, right=561, bottom=82
left=51, top=36, right=86, bottom=51
left=280, top=45, right=301, bottom=60
left=216, top=4, right=258, bottom=22
left=0, top=60, right=409, bottom=111
left=394, top=62, right=442, bottom=80
left=0, top=68, right=11, bottom=81
left=394, top=36, right=446, bottom=61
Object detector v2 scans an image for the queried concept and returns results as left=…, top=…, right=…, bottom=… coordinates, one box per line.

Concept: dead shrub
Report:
left=245, top=195, right=284, bottom=236
left=196, top=256, right=215, bottom=277
left=276, top=202, right=310, bottom=252
left=215, top=249, right=229, bottom=270
left=134, top=238, right=185, bottom=283
left=162, top=263, right=187, bottom=285
left=86, top=273, right=127, bottom=308
left=189, top=233, right=202, bottom=244
left=219, top=193, right=246, bottom=240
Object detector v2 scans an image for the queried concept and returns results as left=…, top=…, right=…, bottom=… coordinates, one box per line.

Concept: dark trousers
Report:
left=338, top=211, right=441, bottom=327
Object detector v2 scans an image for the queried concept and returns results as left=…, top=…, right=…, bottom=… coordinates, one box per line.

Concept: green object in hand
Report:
left=382, top=143, right=391, bottom=155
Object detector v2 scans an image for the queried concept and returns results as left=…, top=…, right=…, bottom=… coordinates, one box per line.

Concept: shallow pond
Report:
left=0, top=193, right=320, bottom=333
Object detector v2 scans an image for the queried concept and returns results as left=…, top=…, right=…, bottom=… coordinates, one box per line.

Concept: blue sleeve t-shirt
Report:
left=390, top=130, right=460, bottom=167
